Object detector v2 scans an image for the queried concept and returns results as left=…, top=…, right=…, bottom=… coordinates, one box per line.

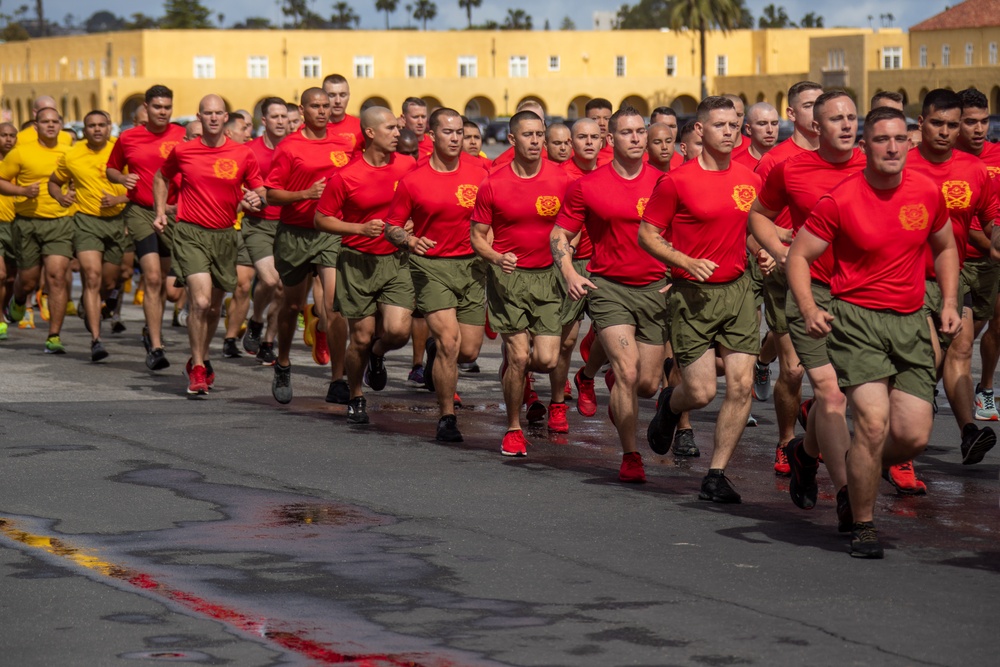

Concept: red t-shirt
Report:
left=670, top=152, right=685, bottom=170
left=160, top=139, right=263, bottom=230
left=384, top=158, right=489, bottom=258
left=908, top=148, right=998, bottom=268
left=757, top=148, right=866, bottom=284
left=246, top=136, right=281, bottom=221
left=643, top=160, right=761, bottom=283
left=596, top=142, right=615, bottom=166
left=804, top=170, right=949, bottom=313
left=316, top=154, right=416, bottom=256
left=731, top=137, right=750, bottom=159
left=472, top=161, right=573, bottom=269
left=555, top=163, right=664, bottom=286
left=560, top=159, right=598, bottom=259
left=107, top=123, right=187, bottom=207
left=265, top=130, right=350, bottom=228
left=732, top=147, right=761, bottom=171
left=979, top=141, right=1000, bottom=193
left=755, top=138, right=814, bottom=231
left=417, top=135, right=434, bottom=158
left=327, top=114, right=365, bottom=163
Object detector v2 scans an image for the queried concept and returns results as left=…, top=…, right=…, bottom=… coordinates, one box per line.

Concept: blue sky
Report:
left=41, top=1, right=948, bottom=32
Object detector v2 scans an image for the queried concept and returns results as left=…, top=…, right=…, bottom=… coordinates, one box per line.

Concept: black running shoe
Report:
left=672, top=428, right=700, bottom=457
left=423, top=337, right=437, bottom=392
left=836, top=485, right=853, bottom=533
left=111, top=319, right=126, bottom=334
left=256, top=341, right=277, bottom=366
left=436, top=414, right=463, bottom=442
left=364, top=340, right=388, bottom=391
left=647, top=386, right=680, bottom=455
left=243, top=319, right=263, bottom=355
left=222, top=337, right=242, bottom=358
left=90, top=340, right=109, bottom=363
left=961, top=423, right=997, bottom=465
left=272, top=363, right=292, bottom=404
left=347, top=396, right=370, bottom=424
left=526, top=400, right=547, bottom=423
left=785, top=437, right=818, bottom=510
left=849, top=521, right=884, bottom=559
left=698, top=470, right=741, bottom=504
left=325, top=379, right=350, bottom=404
left=141, top=325, right=152, bottom=353
left=458, top=361, right=480, bottom=373
left=146, top=347, right=170, bottom=371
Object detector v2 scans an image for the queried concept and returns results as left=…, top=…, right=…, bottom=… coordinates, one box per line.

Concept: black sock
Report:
left=708, top=468, right=725, bottom=477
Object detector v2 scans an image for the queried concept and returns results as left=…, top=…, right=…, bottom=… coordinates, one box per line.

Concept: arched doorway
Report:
left=360, top=96, right=391, bottom=112
left=897, top=88, right=909, bottom=107
left=120, top=94, right=145, bottom=125
left=15, top=99, right=23, bottom=126
left=620, top=94, right=650, bottom=116
left=464, top=96, right=496, bottom=119
left=775, top=92, right=785, bottom=117
left=72, top=98, right=81, bottom=123
left=566, top=95, right=589, bottom=120
left=756, top=92, right=766, bottom=103
left=89, top=93, right=99, bottom=115
left=671, top=95, right=698, bottom=114
left=991, top=86, right=1000, bottom=113
left=422, top=95, right=444, bottom=113
left=515, top=95, right=547, bottom=114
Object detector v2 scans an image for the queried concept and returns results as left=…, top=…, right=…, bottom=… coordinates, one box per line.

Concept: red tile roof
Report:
left=911, top=0, right=1000, bottom=31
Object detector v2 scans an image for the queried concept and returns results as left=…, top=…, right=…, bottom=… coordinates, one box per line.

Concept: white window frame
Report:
left=193, top=56, right=215, bottom=79
left=76, top=60, right=83, bottom=79
left=509, top=55, right=528, bottom=78
left=965, top=42, right=974, bottom=65
left=990, top=42, right=998, bottom=65
left=247, top=55, right=269, bottom=79
left=406, top=55, right=426, bottom=78
left=88, top=59, right=95, bottom=78
left=919, top=45, right=927, bottom=68
left=942, top=44, right=951, bottom=67
left=457, top=55, right=477, bottom=78
left=615, top=55, right=626, bottom=77
left=117, top=57, right=124, bottom=76
left=716, top=54, right=728, bottom=76
left=130, top=57, right=137, bottom=77
left=354, top=55, right=374, bottom=79
left=301, top=55, right=321, bottom=78
left=665, top=54, right=676, bottom=76
left=548, top=55, right=560, bottom=72
left=882, top=46, right=902, bottom=70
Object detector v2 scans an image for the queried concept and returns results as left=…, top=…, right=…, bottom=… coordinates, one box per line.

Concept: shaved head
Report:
left=33, top=96, right=57, bottom=115
left=361, top=105, right=394, bottom=131
left=198, top=94, right=226, bottom=113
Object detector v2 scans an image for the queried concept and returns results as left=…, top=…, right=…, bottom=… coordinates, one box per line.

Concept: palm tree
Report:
left=457, top=0, right=480, bottom=29
left=413, top=0, right=435, bottom=30
left=668, top=0, right=746, bottom=100
left=331, top=1, right=359, bottom=29
left=502, top=8, right=531, bottom=30
left=375, top=0, right=397, bottom=29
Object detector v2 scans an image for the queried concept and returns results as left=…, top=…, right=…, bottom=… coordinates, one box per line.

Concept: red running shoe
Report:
left=580, top=325, right=596, bottom=363
left=484, top=312, right=497, bottom=340
left=564, top=379, right=573, bottom=400
left=619, top=452, right=646, bottom=483
left=774, top=443, right=790, bottom=476
left=883, top=461, right=927, bottom=495
left=454, top=392, right=462, bottom=408
left=547, top=402, right=569, bottom=433
left=501, top=429, right=528, bottom=456
left=312, top=329, right=330, bottom=366
left=574, top=368, right=597, bottom=417
left=187, top=364, right=209, bottom=395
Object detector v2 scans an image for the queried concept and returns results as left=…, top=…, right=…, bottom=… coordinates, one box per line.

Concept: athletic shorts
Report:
left=487, top=264, right=563, bottom=336
left=13, top=215, right=75, bottom=269
left=669, top=273, right=759, bottom=366
left=786, top=280, right=832, bottom=370
left=559, top=257, right=591, bottom=326
left=242, top=216, right=278, bottom=265
left=747, top=255, right=765, bottom=309
left=74, top=212, right=126, bottom=266
left=335, top=247, right=414, bottom=319
left=959, top=258, right=1000, bottom=322
left=0, top=221, right=15, bottom=261
left=274, top=224, right=340, bottom=287
left=588, top=275, right=668, bottom=346
left=171, top=222, right=238, bottom=292
left=125, top=203, right=174, bottom=258
left=236, top=234, right=253, bottom=267
left=762, top=269, right=790, bottom=334
left=408, top=254, right=486, bottom=326
left=828, top=299, right=935, bottom=403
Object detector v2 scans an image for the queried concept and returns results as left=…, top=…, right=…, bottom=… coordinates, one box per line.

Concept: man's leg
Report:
left=802, top=364, right=850, bottom=489
left=42, top=254, right=71, bottom=338
left=772, top=333, right=805, bottom=452
left=276, top=279, right=309, bottom=366
left=77, top=250, right=105, bottom=340
left=185, top=273, right=216, bottom=368
left=501, top=331, right=533, bottom=432
left=550, top=319, right=580, bottom=403
left=844, top=381, right=891, bottom=525
left=318, top=266, right=348, bottom=382
left=709, top=349, right=756, bottom=471
left=137, top=251, right=166, bottom=349
left=250, top=255, right=281, bottom=330
left=346, top=315, right=376, bottom=399
left=942, top=308, right=977, bottom=430
left=224, top=264, right=254, bottom=343
left=978, top=295, right=1000, bottom=398
left=424, top=309, right=464, bottom=417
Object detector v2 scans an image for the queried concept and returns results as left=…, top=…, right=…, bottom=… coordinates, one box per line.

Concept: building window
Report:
left=193, top=56, right=215, bottom=79
left=827, top=49, right=845, bottom=70
left=130, top=57, right=137, bottom=77
left=615, top=55, right=626, bottom=77
left=457, top=56, right=477, bottom=78
left=882, top=46, right=902, bottom=70
left=665, top=55, right=676, bottom=76
left=101, top=59, right=108, bottom=76
left=248, top=56, right=268, bottom=79
left=716, top=55, right=728, bottom=76
left=509, top=55, right=528, bottom=78
left=76, top=59, right=83, bottom=79
left=301, top=56, right=321, bottom=78
left=966, top=42, right=974, bottom=65
left=919, top=45, right=927, bottom=68
left=990, top=42, right=998, bottom=65
left=88, top=59, right=95, bottom=78
left=117, top=57, right=124, bottom=76
left=548, top=55, right=560, bottom=72
left=406, top=56, right=426, bottom=78
left=942, top=44, right=951, bottom=67
left=353, top=55, right=374, bottom=79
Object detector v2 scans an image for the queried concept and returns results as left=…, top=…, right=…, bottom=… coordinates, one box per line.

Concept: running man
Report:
left=546, top=123, right=573, bottom=163
left=322, top=73, right=366, bottom=162
left=733, top=103, right=780, bottom=170
left=399, top=97, right=432, bottom=157
left=0, top=121, right=18, bottom=341
left=646, top=123, right=675, bottom=173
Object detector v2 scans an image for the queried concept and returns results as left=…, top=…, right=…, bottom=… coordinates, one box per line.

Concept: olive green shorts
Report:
left=408, top=254, right=486, bottom=326
left=558, top=258, right=591, bottom=326
left=762, top=269, right=790, bottom=334
left=236, top=234, right=253, bottom=267
left=669, top=273, right=759, bottom=366
left=335, top=247, right=415, bottom=319
left=74, top=212, right=126, bottom=266
left=828, top=299, right=935, bottom=403
left=274, top=224, right=341, bottom=287
left=959, top=258, right=1000, bottom=322
left=0, top=221, right=15, bottom=261
left=242, top=216, right=278, bottom=265
left=588, top=275, right=668, bottom=346
left=171, top=222, right=238, bottom=292
left=487, top=264, right=563, bottom=336
left=786, top=280, right=832, bottom=370
left=13, top=215, right=75, bottom=269
left=747, top=256, right=765, bottom=309
left=125, top=203, right=175, bottom=256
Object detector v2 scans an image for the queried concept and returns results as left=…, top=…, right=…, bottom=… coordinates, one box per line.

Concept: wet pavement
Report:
left=1, top=305, right=998, bottom=666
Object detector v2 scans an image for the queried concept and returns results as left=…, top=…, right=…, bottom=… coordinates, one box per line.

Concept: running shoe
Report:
left=303, top=305, right=316, bottom=346
left=501, top=429, right=529, bottom=456
left=347, top=396, right=370, bottom=424
left=526, top=399, right=546, bottom=424
left=580, top=325, right=596, bottom=363
left=111, top=316, right=126, bottom=334
left=453, top=392, right=462, bottom=408
left=364, top=340, right=388, bottom=391
left=746, top=414, right=758, bottom=427
left=171, top=305, right=182, bottom=327
left=222, top=337, right=242, bottom=358
left=974, top=384, right=999, bottom=421
left=44, top=334, right=66, bottom=354
left=204, top=360, right=215, bottom=389
left=547, top=402, right=569, bottom=433
left=797, top=397, right=814, bottom=431
left=243, top=319, right=263, bottom=355
left=960, top=423, right=997, bottom=465
left=751, top=361, right=772, bottom=401
left=883, top=461, right=926, bottom=496
left=647, top=387, right=679, bottom=456
left=90, top=340, right=109, bottom=363
left=187, top=364, right=209, bottom=396
left=272, top=363, right=292, bottom=404
left=836, top=486, right=853, bottom=533
left=774, top=443, right=790, bottom=476
left=133, top=288, right=144, bottom=305
left=458, top=361, right=480, bottom=373
left=698, top=470, right=741, bottom=504
left=618, top=452, right=646, bottom=483
left=0, top=321, right=7, bottom=340
left=436, top=414, right=463, bottom=442
left=849, top=522, right=884, bottom=559
left=297, top=312, right=305, bottom=332
left=574, top=368, right=597, bottom=417
left=325, top=379, right=350, bottom=404
left=564, top=379, right=573, bottom=400
left=176, top=308, right=188, bottom=328
left=64, top=300, right=77, bottom=316
left=8, top=296, right=25, bottom=323
left=672, top=428, right=700, bottom=457
left=146, top=347, right=169, bottom=371
left=407, top=365, right=425, bottom=386
left=256, top=342, right=277, bottom=366
left=37, top=291, right=50, bottom=321
left=312, top=328, right=330, bottom=366
left=17, top=306, right=34, bottom=329
left=423, top=337, right=437, bottom=391
left=785, top=437, right=818, bottom=509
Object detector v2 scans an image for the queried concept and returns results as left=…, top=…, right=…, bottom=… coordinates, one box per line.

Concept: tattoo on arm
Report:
left=550, top=237, right=568, bottom=266
left=618, top=335, right=630, bottom=349
left=386, top=225, right=409, bottom=249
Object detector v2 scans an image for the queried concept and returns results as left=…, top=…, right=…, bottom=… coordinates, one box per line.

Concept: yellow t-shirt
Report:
left=0, top=190, right=14, bottom=222
left=0, top=141, right=72, bottom=219
left=17, top=125, right=74, bottom=147
left=51, top=141, right=127, bottom=217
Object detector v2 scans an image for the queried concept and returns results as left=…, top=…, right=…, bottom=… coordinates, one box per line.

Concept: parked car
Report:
left=988, top=115, right=1000, bottom=143
left=484, top=117, right=511, bottom=144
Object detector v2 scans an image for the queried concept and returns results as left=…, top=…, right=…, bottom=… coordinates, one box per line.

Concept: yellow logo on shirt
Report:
left=731, top=185, right=757, bottom=212
left=899, top=204, right=930, bottom=231
left=987, top=166, right=1000, bottom=180
left=456, top=184, right=478, bottom=208
left=942, top=180, right=972, bottom=210
left=338, top=133, right=357, bottom=149
left=159, top=141, right=179, bottom=159
left=636, top=197, right=649, bottom=217
left=213, top=158, right=239, bottom=180
left=330, top=151, right=349, bottom=167
left=535, top=196, right=561, bottom=217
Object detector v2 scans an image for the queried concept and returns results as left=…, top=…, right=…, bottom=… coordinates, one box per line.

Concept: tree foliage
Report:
left=502, top=8, right=531, bottom=30
left=618, top=0, right=752, bottom=30
left=84, top=10, right=123, bottom=33
left=758, top=3, right=792, bottom=28
left=124, top=12, right=159, bottom=29
left=282, top=0, right=325, bottom=29
left=560, top=15, right=575, bottom=30
left=412, top=0, right=435, bottom=30
left=375, top=0, right=397, bottom=29
left=800, top=11, right=823, bottom=28
left=331, top=1, right=359, bottom=28
left=160, top=0, right=212, bottom=29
